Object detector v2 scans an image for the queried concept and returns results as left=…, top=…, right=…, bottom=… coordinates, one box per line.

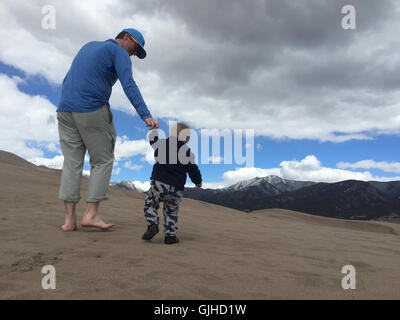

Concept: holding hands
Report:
left=144, top=117, right=159, bottom=129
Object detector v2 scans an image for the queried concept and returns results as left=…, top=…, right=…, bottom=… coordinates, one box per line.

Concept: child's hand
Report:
left=196, top=183, right=202, bottom=188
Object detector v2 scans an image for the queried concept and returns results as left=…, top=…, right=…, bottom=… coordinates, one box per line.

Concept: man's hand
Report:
left=144, top=117, right=159, bottom=129
left=196, top=183, right=202, bottom=189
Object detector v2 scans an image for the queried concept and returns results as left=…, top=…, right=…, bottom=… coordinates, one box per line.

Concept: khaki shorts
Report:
left=57, top=105, right=117, bottom=202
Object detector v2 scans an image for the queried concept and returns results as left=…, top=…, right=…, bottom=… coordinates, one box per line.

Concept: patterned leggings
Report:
left=144, top=180, right=183, bottom=236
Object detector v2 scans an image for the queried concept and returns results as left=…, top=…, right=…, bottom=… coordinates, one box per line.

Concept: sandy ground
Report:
left=0, top=151, right=400, bottom=299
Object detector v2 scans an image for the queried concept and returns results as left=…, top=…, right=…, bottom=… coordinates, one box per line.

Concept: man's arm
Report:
left=112, top=48, right=158, bottom=128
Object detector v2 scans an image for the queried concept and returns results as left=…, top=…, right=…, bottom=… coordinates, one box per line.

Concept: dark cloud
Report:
left=3, top=0, right=399, bottom=141
left=134, top=0, right=398, bottom=97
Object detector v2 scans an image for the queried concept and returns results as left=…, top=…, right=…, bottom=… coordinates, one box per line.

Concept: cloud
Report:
left=280, top=155, right=321, bottom=173
left=83, top=170, right=90, bottom=177
left=112, top=155, right=400, bottom=191
left=279, top=155, right=376, bottom=182
left=208, top=156, right=223, bottom=164
left=0, top=74, right=58, bottom=158
left=223, top=167, right=281, bottom=185
left=45, top=142, right=59, bottom=153
left=337, top=160, right=400, bottom=173
left=114, top=136, right=149, bottom=161
left=1, top=0, right=400, bottom=142
left=27, top=153, right=92, bottom=170
left=200, top=181, right=231, bottom=189
left=131, top=180, right=151, bottom=192
left=141, top=144, right=156, bottom=164
left=28, top=155, right=64, bottom=169
left=214, top=155, right=400, bottom=187
left=123, top=161, right=143, bottom=171
left=0, top=2, right=71, bottom=83
left=130, top=180, right=226, bottom=191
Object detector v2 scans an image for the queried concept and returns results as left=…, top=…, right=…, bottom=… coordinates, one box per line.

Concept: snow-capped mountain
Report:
left=110, top=180, right=143, bottom=193
left=183, top=175, right=400, bottom=219
left=183, top=175, right=315, bottom=211
left=260, top=179, right=400, bottom=220
left=226, top=175, right=314, bottom=195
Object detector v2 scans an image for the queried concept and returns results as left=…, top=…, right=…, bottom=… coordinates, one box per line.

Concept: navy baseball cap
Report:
left=123, top=28, right=146, bottom=59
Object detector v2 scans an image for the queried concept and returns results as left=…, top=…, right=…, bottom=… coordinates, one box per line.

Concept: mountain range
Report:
left=182, top=175, right=400, bottom=220
left=6, top=146, right=398, bottom=221
left=183, top=175, right=313, bottom=210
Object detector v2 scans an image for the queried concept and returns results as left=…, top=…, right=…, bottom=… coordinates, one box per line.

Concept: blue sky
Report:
left=0, top=0, right=399, bottom=190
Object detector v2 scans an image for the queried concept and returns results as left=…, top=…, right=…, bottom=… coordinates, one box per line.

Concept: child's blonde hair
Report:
left=169, top=122, right=191, bottom=143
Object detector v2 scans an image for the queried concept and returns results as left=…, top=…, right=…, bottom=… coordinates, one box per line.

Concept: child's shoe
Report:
left=142, top=224, right=159, bottom=240
left=164, top=235, right=179, bottom=244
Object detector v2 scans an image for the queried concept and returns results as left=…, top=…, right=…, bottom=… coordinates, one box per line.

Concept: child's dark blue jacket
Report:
left=149, top=130, right=202, bottom=191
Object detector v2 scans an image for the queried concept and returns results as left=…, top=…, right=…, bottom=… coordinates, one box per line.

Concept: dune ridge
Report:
left=0, top=150, right=399, bottom=299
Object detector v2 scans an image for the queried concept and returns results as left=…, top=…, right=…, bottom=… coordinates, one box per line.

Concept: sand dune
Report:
left=0, top=151, right=399, bottom=299
left=254, top=208, right=399, bottom=236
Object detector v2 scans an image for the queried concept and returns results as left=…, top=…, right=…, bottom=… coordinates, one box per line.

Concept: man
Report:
left=57, top=28, right=158, bottom=232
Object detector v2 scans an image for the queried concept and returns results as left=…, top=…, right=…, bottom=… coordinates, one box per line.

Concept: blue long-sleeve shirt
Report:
left=57, top=39, right=152, bottom=120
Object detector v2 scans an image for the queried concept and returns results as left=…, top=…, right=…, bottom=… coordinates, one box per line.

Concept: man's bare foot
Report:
left=61, top=223, right=77, bottom=232
left=81, top=216, right=114, bottom=230
left=62, top=201, right=77, bottom=232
